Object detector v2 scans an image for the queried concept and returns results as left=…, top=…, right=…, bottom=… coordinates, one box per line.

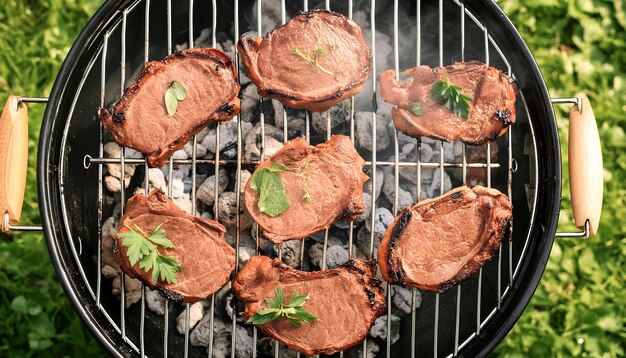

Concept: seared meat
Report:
left=232, top=256, right=386, bottom=356
left=100, top=48, right=240, bottom=168
left=244, top=135, right=368, bottom=243
left=378, top=186, right=512, bottom=293
left=379, top=61, right=516, bottom=145
left=113, top=190, right=235, bottom=303
left=238, top=10, right=371, bottom=112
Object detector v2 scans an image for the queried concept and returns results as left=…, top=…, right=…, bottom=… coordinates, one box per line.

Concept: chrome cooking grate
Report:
left=60, top=0, right=539, bottom=357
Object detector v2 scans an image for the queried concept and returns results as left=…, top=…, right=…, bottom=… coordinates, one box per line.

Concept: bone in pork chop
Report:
left=113, top=190, right=235, bottom=303
left=244, top=135, right=368, bottom=243
left=100, top=48, right=240, bottom=168
left=378, top=185, right=512, bottom=293
left=379, top=61, right=516, bottom=145
left=238, top=10, right=371, bottom=112
left=232, top=256, right=386, bottom=356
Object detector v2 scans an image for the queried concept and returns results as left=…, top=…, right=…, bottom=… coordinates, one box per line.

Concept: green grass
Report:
left=0, top=1, right=107, bottom=356
left=0, top=0, right=623, bottom=357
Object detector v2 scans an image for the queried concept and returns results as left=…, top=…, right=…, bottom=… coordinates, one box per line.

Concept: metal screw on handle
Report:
left=0, top=96, right=47, bottom=233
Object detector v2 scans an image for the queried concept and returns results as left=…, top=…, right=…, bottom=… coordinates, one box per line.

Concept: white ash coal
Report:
left=217, top=191, right=252, bottom=229
left=202, top=120, right=254, bottom=159
left=355, top=111, right=391, bottom=152
left=239, top=85, right=260, bottom=123
left=102, top=142, right=141, bottom=193
left=365, top=207, right=395, bottom=237
left=238, top=170, right=252, bottom=194
left=183, top=141, right=208, bottom=159
left=196, top=168, right=229, bottom=207
left=311, top=100, right=351, bottom=134
left=363, top=167, right=384, bottom=202
left=145, top=287, right=166, bottom=315
left=249, top=223, right=274, bottom=253
left=308, top=236, right=348, bottom=269
left=243, top=122, right=285, bottom=161
left=237, top=245, right=256, bottom=269
left=176, top=301, right=207, bottom=334
left=355, top=192, right=373, bottom=223
left=111, top=275, right=142, bottom=308
left=210, top=330, right=231, bottom=358
left=271, top=100, right=307, bottom=133
left=223, top=226, right=255, bottom=252
left=232, top=325, right=255, bottom=357
left=189, top=314, right=230, bottom=347
left=370, top=314, right=402, bottom=345
left=391, top=286, right=422, bottom=315
left=278, top=239, right=304, bottom=268
left=382, top=169, right=415, bottom=210
left=100, top=216, right=119, bottom=277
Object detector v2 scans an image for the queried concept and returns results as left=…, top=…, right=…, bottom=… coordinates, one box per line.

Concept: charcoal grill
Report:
left=0, top=0, right=603, bottom=357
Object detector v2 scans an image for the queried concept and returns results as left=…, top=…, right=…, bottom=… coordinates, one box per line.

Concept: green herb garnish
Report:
left=292, top=47, right=335, bottom=76
left=431, top=78, right=473, bottom=119
left=118, top=223, right=183, bottom=284
left=409, top=100, right=424, bottom=116
left=164, top=81, right=187, bottom=116
left=250, top=161, right=312, bottom=217
left=247, top=288, right=319, bottom=328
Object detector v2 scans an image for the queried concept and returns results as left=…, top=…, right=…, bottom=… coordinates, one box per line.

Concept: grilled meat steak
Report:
left=232, top=256, right=386, bottom=356
left=378, top=186, right=512, bottom=293
left=238, top=10, right=371, bottom=112
left=113, top=190, right=235, bottom=303
left=379, top=61, right=516, bottom=145
left=244, top=135, right=368, bottom=243
left=100, top=48, right=240, bottom=168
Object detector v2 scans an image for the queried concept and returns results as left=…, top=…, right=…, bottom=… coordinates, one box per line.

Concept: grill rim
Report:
left=37, top=0, right=562, bottom=357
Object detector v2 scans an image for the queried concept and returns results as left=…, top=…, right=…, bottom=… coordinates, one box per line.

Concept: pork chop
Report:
left=244, top=135, right=368, bottom=243
left=232, top=256, right=386, bottom=356
left=238, top=10, right=371, bottom=112
left=379, top=61, right=516, bottom=145
left=113, top=190, right=235, bottom=303
left=100, top=48, right=240, bottom=168
left=378, top=185, right=512, bottom=293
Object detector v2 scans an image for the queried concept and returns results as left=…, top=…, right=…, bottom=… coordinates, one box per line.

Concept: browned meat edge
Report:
left=233, top=258, right=386, bottom=356
left=100, top=48, right=240, bottom=167
left=380, top=187, right=511, bottom=293
left=380, top=61, right=517, bottom=145
left=237, top=10, right=371, bottom=112
left=112, top=190, right=230, bottom=303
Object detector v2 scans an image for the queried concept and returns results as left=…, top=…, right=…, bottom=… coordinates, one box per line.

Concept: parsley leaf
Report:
left=409, top=100, right=424, bottom=116
left=250, top=167, right=291, bottom=217
left=119, top=223, right=183, bottom=284
left=247, top=288, right=319, bottom=327
left=250, top=161, right=312, bottom=218
left=431, top=78, right=473, bottom=119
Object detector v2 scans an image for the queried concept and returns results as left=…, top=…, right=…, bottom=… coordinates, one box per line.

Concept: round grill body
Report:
left=39, top=0, right=560, bottom=357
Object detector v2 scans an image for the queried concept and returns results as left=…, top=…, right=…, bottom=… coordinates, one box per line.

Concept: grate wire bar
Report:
left=62, top=0, right=536, bottom=357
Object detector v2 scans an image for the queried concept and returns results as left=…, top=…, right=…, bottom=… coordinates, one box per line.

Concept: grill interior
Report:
left=55, top=0, right=540, bottom=356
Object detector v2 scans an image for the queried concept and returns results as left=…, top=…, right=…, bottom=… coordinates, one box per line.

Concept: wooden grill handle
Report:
left=0, top=96, right=29, bottom=232
left=569, top=94, right=603, bottom=237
